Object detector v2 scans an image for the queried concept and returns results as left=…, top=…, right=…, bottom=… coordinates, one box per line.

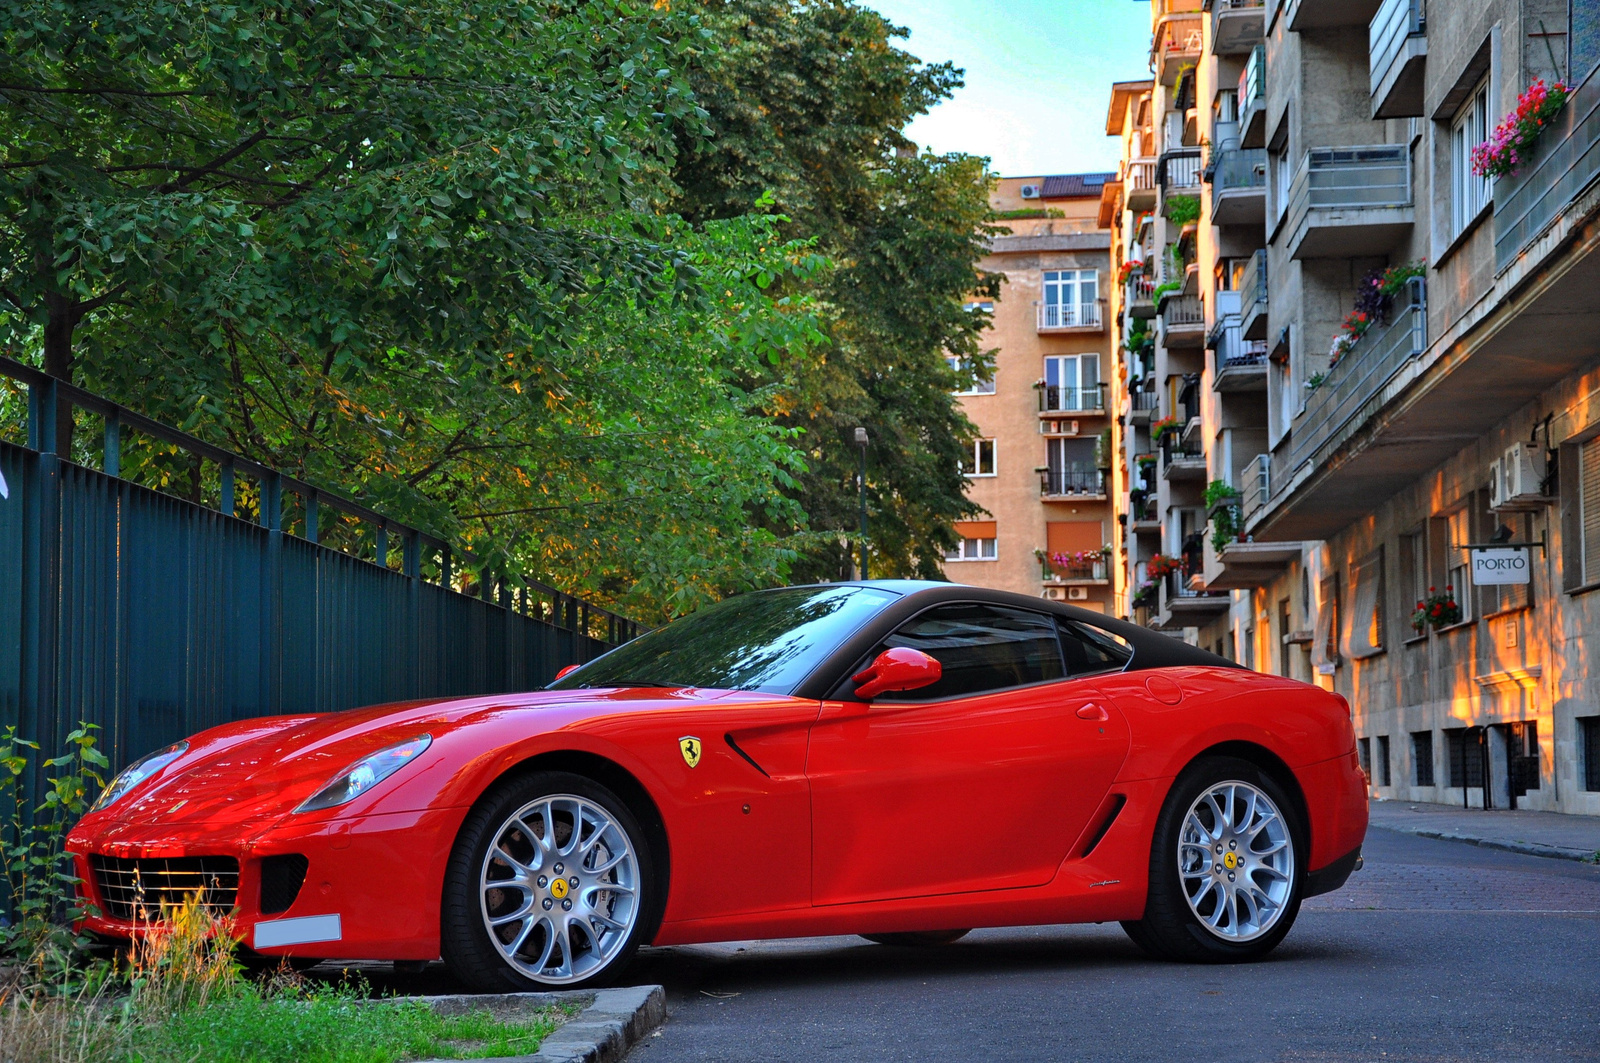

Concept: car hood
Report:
left=70, top=685, right=730, bottom=848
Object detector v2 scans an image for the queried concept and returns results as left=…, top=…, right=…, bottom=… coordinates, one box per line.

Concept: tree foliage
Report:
left=674, top=0, right=1001, bottom=580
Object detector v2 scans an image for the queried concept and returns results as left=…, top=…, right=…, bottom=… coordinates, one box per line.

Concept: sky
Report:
left=867, top=0, right=1152, bottom=178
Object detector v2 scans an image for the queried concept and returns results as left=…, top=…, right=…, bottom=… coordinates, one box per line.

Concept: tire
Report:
left=860, top=929, right=971, bottom=947
left=1120, top=756, right=1305, bottom=963
left=442, top=771, right=654, bottom=991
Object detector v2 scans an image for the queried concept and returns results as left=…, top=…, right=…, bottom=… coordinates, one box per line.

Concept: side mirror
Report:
left=852, top=648, right=942, bottom=700
left=554, top=664, right=581, bottom=681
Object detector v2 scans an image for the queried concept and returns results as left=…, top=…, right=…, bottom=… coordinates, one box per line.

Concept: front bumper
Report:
left=69, top=806, right=466, bottom=960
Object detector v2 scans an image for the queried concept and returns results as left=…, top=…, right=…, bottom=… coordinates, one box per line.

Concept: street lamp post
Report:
left=853, top=427, right=869, bottom=579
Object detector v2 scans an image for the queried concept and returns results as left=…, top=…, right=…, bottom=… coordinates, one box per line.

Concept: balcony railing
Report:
left=1159, top=149, right=1203, bottom=192
left=1279, top=276, right=1426, bottom=486
left=1126, top=158, right=1158, bottom=199
left=1284, top=144, right=1412, bottom=257
left=1494, top=66, right=1600, bottom=272
left=1162, top=294, right=1205, bottom=329
left=1242, top=453, right=1270, bottom=522
left=1369, top=0, right=1426, bottom=118
left=1131, top=390, right=1158, bottom=412
left=1211, top=148, right=1267, bottom=223
left=1038, top=301, right=1103, bottom=331
left=1239, top=44, right=1266, bottom=146
left=1156, top=15, right=1204, bottom=84
left=1127, top=275, right=1157, bottom=314
left=1041, top=466, right=1106, bottom=497
left=1043, top=556, right=1109, bottom=582
left=1038, top=384, right=1106, bottom=413
left=1239, top=248, right=1268, bottom=338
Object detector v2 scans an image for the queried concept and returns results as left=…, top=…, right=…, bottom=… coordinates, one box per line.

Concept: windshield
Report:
left=550, top=585, right=899, bottom=696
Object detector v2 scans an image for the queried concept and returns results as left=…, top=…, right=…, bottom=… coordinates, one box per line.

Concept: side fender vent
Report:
left=1080, top=794, right=1128, bottom=858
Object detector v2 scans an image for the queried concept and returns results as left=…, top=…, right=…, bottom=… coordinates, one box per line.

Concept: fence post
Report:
left=21, top=378, right=62, bottom=758
left=304, top=490, right=318, bottom=544
left=102, top=411, right=120, bottom=477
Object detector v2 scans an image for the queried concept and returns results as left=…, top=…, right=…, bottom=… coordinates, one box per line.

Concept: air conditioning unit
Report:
left=1067, top=587, right=1090, bottom=601
left=1019, top=184, right=1042, bottom=200
left=1043, top=587, right=1066, bottom=601
left=1491, top=443, right=1546, bottom=509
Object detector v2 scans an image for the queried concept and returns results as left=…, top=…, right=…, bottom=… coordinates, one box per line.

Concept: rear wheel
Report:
left=861, top=929, right=971, bottom=947
left=1121, top=756, right=1303, bottom=962
left=441, top=771, right=653, bottom=990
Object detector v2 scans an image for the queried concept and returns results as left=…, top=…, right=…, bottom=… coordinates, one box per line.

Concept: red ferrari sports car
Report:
left=67, top=581, right=1367, bottom=988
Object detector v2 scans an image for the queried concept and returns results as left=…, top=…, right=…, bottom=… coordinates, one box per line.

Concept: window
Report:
left=1450, top=81, right=1490, bottom=237
left=963, top=300, right=995, bottom=314
left=1376, top=735, right=1391, bottom=787
left=1056, top=618, right=1132, bottom=676
left=1348, top=549, right=1385, bottom=659
left=872, top=602, right=1065, bottom=700
left=945, top=354, right=995, bottom=395
left=1042, top=354, right=1101, bottom=411
left=1400, top=529, right=1427, bottom=639
left=1580, top=435, right=1600, bottom=586
left=1310, top=575, right=1339, bottom=674
left=1042, top=269, right=1098, bottom=328
left=1277, top=598, right=1292, bottom=678
left=945, top=536, right=997, bottom=562
left=1412, top=730, right=1435, bottom=786
left=1506, top=721, right=1540, bottom=796
left=1270, top=147, right=1290, bottom=224
left=1447, top=727, right=1485, bottom=789
left=1045, top=437, right=1100, bottom=496
left=1357, top=737, right=1372, bottom=782
left=1445, top=508, right=1472, bottom=625
left=1242, top=625, right=1255, bottom=671
left=960, top=439, right=996, bottom=478
left=1214, top=89, right=1238, bottom=124
left=1583, top=717, right=1600, bottom=792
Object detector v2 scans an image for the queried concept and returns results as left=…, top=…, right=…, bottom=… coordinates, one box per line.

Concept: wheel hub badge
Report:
left=550, top=878, right=570, bottom=900
left=1223, top=851, right=1239, bottom=870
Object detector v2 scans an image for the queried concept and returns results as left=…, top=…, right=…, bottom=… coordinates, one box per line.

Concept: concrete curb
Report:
left=409, top=984, right=667, bottom=1063
left=1379, top=823, right=1600, bottom=864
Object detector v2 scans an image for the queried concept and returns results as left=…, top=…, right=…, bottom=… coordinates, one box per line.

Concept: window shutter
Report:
left=1347, top=550, right=1384, bottom=659
left=1583, top=437, right=1600, bottom=585
left=1310, top=575, right=1338, bottom=674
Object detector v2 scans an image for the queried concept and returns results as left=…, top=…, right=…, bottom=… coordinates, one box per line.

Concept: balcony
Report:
left=1160, top=437, right=1207, bottom=482
left=1127, top=388, right=1158, bottom=424
left=1041, top=466, right=1107, bottom=500
left=1204, top=540, right=1303, bottom=590
left=1155, top=570, right=1229, bottom=629
left=1209, top=296, right=1269, bottom=392
left=1127, top=274, right=1157, bottom=318
left=1239, top=248, right=1268, bottom=339
left=1286, top=0, right=1379, bottom=30
left=1160, top=294, right=1206, bottom=348
left=1211, top=148, right=1267, bottom=225
left=1369, top=0, right=1426, bottom=119
left=1155, top=14, right=1204, bottom=86
left=1159, top=149, right=1203, bottom=207
left=1041, top=555, right=1110, bottom=584
left=1038, top=300, right=1103, bottom=333
left=1126, top=157, right=1159, bottom=210
left=1495, top=63, right=1600, bottom=273
left=1038, top=384, right=1106, bottom=415
left=1210, top=0, right=1265, bottom=55
left=1240, top=452, right=1269, bottom=523
left=1239, top=45, right=1266, bottom=148
left=1284, top=144, right=1413, bottom=259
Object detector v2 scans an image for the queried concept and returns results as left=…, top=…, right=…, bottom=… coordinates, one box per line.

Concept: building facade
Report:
left=1105, top=0, right=1600, bottom=815
left=941, top=175, right=1116, bottom=613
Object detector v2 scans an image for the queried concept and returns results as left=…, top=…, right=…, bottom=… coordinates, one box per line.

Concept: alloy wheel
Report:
left=478, top=794, right=640, bottom=984
left=1176, top=780, right=1294, bottom=942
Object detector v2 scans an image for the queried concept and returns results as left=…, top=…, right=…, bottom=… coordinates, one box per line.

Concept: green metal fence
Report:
left=0, top=357, right=641, bottom=771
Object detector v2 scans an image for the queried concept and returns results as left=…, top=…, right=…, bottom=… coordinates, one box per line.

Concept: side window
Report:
left=1057, top=618, right=1132, bottom=676
left=874, top=603, right=1065, bottom=701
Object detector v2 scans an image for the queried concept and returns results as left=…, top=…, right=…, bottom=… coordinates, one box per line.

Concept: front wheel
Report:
left=441, top=771, right=653, bottom=991
left=1121, top=756, right=1304, bottom=962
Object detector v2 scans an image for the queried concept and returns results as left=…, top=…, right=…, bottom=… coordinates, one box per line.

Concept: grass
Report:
left=0, top=899, right=574, bottom=1063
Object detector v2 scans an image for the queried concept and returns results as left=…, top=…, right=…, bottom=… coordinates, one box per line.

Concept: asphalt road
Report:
left=620, top=828, right=1600, bottom=1063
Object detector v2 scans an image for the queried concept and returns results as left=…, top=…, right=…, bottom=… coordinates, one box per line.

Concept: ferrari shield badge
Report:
left=678, top=736, right=702, bottom=769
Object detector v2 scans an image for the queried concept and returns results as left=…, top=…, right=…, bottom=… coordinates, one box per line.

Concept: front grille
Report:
left=258, top=854, right=309, bottom=915
left=90, top=855, right=240, bottom=921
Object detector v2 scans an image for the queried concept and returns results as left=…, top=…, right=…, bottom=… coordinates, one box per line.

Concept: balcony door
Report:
left=1046, top=437, right=1099, bottom=496
left=1042, top=270, right=1097, bottom=329
left=1043, top=353, right=1100, bottom=412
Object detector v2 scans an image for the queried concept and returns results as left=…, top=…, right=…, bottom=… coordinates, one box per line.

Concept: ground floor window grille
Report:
left=1446, top=728, right=1484, bottom=789
left=1376, top=735, right=1391, bottom=787
left=1583, top=717, right=1600, bottom=792
left=1412, top=730, right=1434, bottom=787
left=1506, top=721, right=1540, bottom=796
left=1357, top=737, right=1371, bottom=782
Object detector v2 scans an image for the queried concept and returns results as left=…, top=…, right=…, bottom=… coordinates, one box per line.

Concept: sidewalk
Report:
left=1368, top=798, right=1600, bottom=863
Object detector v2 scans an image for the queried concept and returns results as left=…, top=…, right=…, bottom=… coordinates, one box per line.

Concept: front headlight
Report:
left=295, top=735, right=432, bottom=813
left=92, top=741, right=188, bottom=813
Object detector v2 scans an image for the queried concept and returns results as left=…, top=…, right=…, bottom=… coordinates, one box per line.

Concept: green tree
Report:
left=673, top=0, right=1001, bottom=580
left=0, top=0, right=830, bottom=621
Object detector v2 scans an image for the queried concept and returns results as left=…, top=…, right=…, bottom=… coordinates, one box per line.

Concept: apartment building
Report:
left=941, top=175, right=1116, bottom=612
left=1105, top=0, right=1600, bottom=815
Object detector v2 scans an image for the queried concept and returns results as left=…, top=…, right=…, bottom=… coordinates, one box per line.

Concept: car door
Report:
left=805, top=602, right=1132, bottom=907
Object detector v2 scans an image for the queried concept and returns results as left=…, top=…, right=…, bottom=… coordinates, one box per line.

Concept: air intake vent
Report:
left=90, top=855, right=239, bottom=921
left=259, top=854, right=310, bottom=915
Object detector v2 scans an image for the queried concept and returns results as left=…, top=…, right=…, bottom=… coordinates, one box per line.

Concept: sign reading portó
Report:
left=1470, top=546, right=1531, bottom=585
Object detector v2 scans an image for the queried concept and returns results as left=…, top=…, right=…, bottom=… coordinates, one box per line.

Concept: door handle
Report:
left=1076, top=704, right=1109, bottom=722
